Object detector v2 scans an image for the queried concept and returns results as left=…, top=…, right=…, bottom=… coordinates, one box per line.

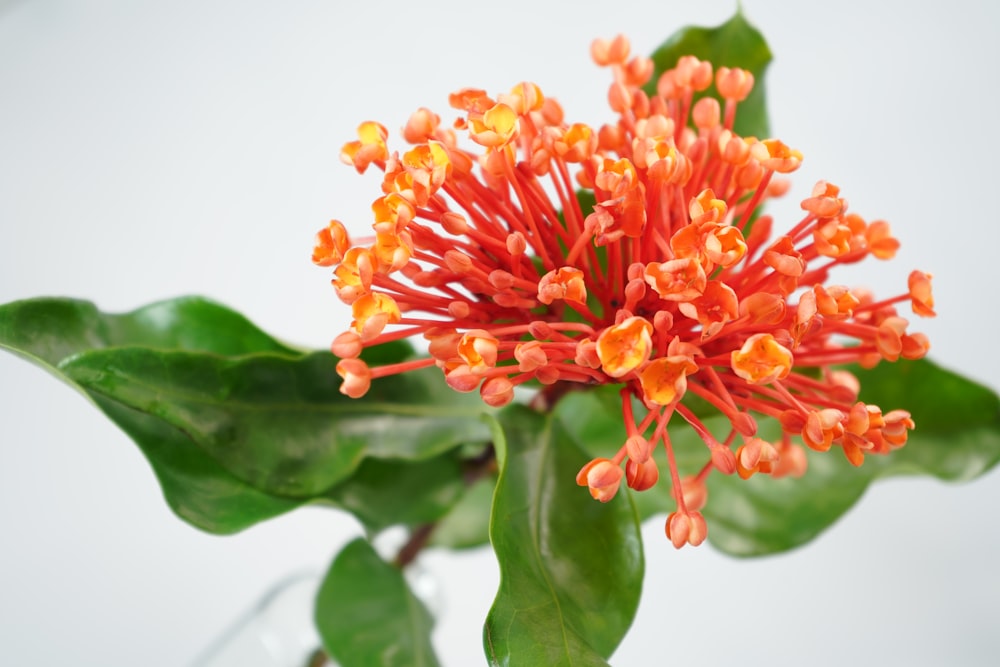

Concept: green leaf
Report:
left=59, top=348, right=489, bottom=497
left=0, top=296, right=299, bottom=367
left=701, top=418, right=869, bottom=556
left=427, top=474, right=497, bottom=550
left=0, top=297, right=489, bottom=533
left=0, top=297, right=310, bottom=533
left=552, top=386, right=626, bottom=460
left=326, top=454, right=467, bottom=534
left=703, top=359, right=1000, bottom=556
left=855, top=358, right=1000, bottom=481
left=315, top=537, right=440, bottom=667
left=646, top=10, right=773, bottom=139
left=555, top=385, right=708, bottom=478
left=552, top=359, right=999, bottom=557
left=484, top=406, right=643, bottom=666
left=93, top=396, right=302, bottom=534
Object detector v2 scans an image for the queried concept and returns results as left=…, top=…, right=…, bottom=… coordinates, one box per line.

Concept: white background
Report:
left=1, top=0, right=999, bottom=665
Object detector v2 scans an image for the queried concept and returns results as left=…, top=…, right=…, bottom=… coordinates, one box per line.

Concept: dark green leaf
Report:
left=315, top=538, right=439, bottom=667
left=0, top=297, right=311, bottom=533
left=484, top=406, right=643, bottom=666
left=0, top=296, right=300, bottom=367
left=358, top=338, right=417, bottom=366
left=552, top=386, right=626, bottom=460
left=326, top=454, right=467, bottom=534
left=646, top=11, right=773, bottom=139
left=59, top=348, right=490, bottom=498
left=0, top=297, right=488, bottom=533
left=92, top=396, right=302, bottom=534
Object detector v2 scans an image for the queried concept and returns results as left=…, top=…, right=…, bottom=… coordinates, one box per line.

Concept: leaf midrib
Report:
left=68, top=367, right=486, bottom=418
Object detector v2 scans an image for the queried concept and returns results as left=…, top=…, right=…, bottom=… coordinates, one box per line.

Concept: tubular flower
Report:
left=315, top=36, right=934, bottom=547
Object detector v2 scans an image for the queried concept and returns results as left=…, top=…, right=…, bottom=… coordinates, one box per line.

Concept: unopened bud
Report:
left=528, top=320, right=553, bottom=339
left=577, top=458, right=624, bottom=502
left=672, top=476, right=707, bottom=511
left=440, top=211, right=468, bottom=235
left=625, top=434, right=653, bottom=463
left=665, top=511, right=707, bottom=549
left=444, top=250, right=474, bottom=274
left=335, top=358, right=371, bottom=399
left=710, top=446, right=737, bottom=475
left=445, top=365, right=481, bottom=392
left=506, top=232, right=527, bottom=255
left=480, top=376, right=515, bottom=407
left=625, top=457, right=659, bottom=491
left=331, top=331, right=363, bottom=359
left=448, top=301, right=471, bottom=319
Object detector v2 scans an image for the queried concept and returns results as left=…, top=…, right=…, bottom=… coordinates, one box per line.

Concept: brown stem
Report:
left=393, top=523, right=436, bottom=569
left=389, top=382, right=569, bottom=573
left=304, top=441, right=505, bottom=665
left=305, top=647, right=330, bottom=667
left=462, top=442, right=497, bottom=483
left=392, top=443, right=498, bottom=569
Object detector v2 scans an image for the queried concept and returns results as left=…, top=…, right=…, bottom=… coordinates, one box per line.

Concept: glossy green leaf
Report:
left=0, top=297, right=311, bottom=533
left=484, top=407, right=643, bottom=666
left=0, top=296, right=299, bottom=367
left=316, top=538, right=439, bottom=667
left=59, top=348, right=489, bottom=497
left=552, top=359, right=1000, bottom=557
left=855, top=358, right=1000, bottom=480
left=704, top=359, right=1000, bottom=556
left=326, top=453, right=467, bottom=534
left=555, top=385, right=708, bottom=479
left=0, top=297, right=487, bottom=533
left=92, top=396, right=302, bottom=534
left=427, top=474, right=497, bottom=550
left=646, top=10, right=772, bottom=139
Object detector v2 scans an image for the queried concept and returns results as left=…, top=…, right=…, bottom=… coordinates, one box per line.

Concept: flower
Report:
left=314, top=36, right=934, bottom=547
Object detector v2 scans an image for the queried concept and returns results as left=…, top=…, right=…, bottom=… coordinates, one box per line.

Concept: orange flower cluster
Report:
left=314, top=35, right=934, bottom=548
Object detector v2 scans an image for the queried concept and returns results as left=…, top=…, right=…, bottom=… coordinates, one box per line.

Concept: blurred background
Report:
left=1, top=0, right=998, bottom=664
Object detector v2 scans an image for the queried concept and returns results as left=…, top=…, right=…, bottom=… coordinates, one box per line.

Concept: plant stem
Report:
left=392, top=442, right=498, bottom=568
left=305, top=647, right=330, bottom=667
left=393, top=522, right=436, bottom=569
